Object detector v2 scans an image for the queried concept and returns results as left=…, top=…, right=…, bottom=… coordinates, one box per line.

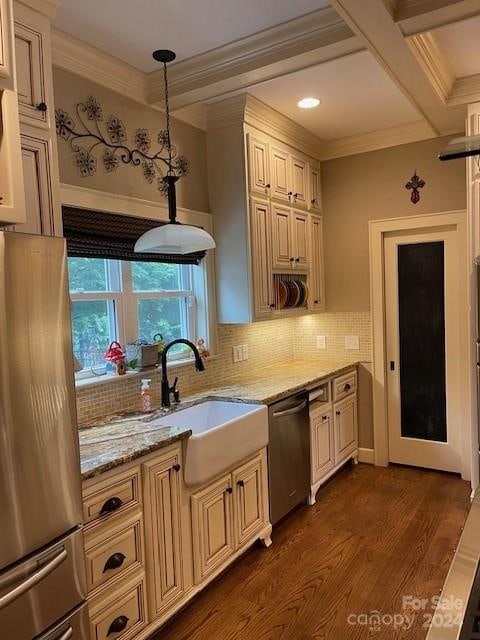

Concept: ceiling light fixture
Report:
left=135, top=49, right=216, bottom=256
left=297, top=97, right=320, bottom=109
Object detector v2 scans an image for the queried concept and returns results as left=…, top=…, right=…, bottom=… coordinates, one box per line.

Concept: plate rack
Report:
left=273, top=273, right=309, bottom=311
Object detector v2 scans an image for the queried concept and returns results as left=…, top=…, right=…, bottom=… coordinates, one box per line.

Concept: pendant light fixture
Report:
left=135, top=49, right=215, bottom=256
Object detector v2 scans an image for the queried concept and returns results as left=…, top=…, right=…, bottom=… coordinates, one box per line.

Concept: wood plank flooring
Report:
left=152, top=464, right=470, bottom=640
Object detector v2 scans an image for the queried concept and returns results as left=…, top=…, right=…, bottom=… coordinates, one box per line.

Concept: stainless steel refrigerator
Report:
left=0, top=232, right=87, bottom=639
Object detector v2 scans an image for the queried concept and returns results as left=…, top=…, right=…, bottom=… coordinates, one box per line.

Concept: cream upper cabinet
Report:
left=310, top=409, right=335, bottom=483
left=292, top=210, right=309, bottom=268
left=191, top=474, right=234, bottom=584
left=290, top=155, right=308, bottom=208
left=269, top=145, right=290, bottom=203
left=0, top=0, right=14, bottom=86
left=247, top=134, right=270, bottom=197
left=334, top=395, right=358, bottom=465
left=250, top=198, right=274, bottom=318
left=309, top=163, right=322, bottom=212
left=14, top=18, right=48, bottom=128
left=142, top=449, right=185, bottom=620
left=232, top=454, right=266, bottom=549
left=271, top=204, right=293, bottom=270
left=309, top=214, right=325, bottom=310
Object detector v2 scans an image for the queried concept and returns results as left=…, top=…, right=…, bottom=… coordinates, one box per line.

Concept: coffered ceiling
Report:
left=51, top=0, right=480, bottom=159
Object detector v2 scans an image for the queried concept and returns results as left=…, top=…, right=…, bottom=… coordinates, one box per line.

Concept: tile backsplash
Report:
left=76, top=312, right=372, bottom=426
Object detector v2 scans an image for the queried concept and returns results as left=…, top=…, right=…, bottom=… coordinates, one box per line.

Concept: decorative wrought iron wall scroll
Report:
left=55, top=96, right=189, bottom=195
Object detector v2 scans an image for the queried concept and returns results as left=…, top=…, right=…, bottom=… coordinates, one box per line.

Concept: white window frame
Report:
left=70, top=258, right=202, bottom=379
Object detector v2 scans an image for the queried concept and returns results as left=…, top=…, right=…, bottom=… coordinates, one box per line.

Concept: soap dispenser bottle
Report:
left=140, top=378, right=152, bottom=413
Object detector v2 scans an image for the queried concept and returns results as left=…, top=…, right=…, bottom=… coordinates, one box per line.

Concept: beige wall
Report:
left=322, top=135, right=466, bottom=311
left=53, top=67, right=210, bottom=213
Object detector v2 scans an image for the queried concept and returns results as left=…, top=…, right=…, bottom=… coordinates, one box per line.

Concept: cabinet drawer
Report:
left=89, top=572, right=147, bottom=640
left=333, top=370, right=357, bottom=402
left=85, top=512, right=144, bottom=595
left=83, top=467, right=141, bottom=528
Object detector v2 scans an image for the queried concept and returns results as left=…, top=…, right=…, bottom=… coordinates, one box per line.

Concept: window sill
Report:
left=74, top=355, right=218, bottom=390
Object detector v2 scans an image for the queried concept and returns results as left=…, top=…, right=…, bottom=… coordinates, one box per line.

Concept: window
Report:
left=68, top=257, right=200, bottom=374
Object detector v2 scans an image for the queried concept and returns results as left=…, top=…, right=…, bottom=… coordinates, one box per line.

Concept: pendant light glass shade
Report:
left=134, top=223, right=216, bottom=255
left=134, top=50, right=215, bottom=258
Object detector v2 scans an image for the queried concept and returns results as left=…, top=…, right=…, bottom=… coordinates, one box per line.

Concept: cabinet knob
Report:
left=270, top=303, right=275, bottom=308
left=172, top=463, right=181, bottom=472
left=226, top=486, right=233, bottom=494
left=336, top=410, right=341, bottom=416
left=314, top=299, right=319, bottom=304
left=100, top=496, right=123, bottom=515
left=295, top=257, right=300, bottom=262
left=289, top=257, right=295, bottom=262
left=311, top=198, right=316, bottom=205
left=265, top=183, right=271, bottom=189
left=344, top=383, right=351, bottom=391
left=237, top=479, right=245, bottom=487
left=103, top=552, right=126, bottom=573
left=322, top=416, right=328, bottom=422
left=107, top=616, right=129, bottom=636
left=36, top=102, right=48, bottom=112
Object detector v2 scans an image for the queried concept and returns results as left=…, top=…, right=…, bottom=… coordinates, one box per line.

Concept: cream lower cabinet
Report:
left=308, top=370, right=358, bottom=505
left=191, top=452, right=269, bottom=585
left=142, top=449, right=185, bottom=620
left=82, top=445, right=271, bottom=640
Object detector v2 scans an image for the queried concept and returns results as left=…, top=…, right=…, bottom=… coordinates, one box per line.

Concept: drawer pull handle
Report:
left=107, top=615, right=129, bottom=635
left=172, top=463, right=181, bottom=472
left=36, top=102, right=48, bottom=112
left=100, top=496, right=123, bottom=515
left=237, top=480, right=245, bottom=487
left=344, top=383, right=351, bottom=392
left=226, top=486, right=233, bottom=494
left=103, top=552, right=126, bottom=573
left=336, top=410, right=341, bottom=416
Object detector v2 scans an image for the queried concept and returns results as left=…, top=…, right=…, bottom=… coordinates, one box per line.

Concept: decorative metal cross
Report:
left=405, top=171, right=426, bottom=204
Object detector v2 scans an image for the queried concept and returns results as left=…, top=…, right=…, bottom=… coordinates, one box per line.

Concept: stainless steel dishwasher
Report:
left=268, top=391, right=310, bottom=524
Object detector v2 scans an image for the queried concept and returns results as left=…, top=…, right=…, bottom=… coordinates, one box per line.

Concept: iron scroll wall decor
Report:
left=55, top=96, right=189, bottom=195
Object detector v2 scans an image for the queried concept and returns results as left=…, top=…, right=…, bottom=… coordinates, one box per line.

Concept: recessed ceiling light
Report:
left=297, top=97, right=320, bottom=109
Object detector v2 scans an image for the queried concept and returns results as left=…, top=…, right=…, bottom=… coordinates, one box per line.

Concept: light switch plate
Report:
left=316, top=335, right=326, bottom=349
left=233, top=345, right=243, bottom=362
left=242, top=344, right=249, bottom=360
left=345, top=335, right=360, bottom=350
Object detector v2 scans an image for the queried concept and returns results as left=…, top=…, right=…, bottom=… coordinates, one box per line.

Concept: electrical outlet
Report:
left=242, top=344, right=249, bottom=360
left=316, top=335, right=326, bottom=349
left=233, top=345, right=243, bottom=362
left=345, top=335, right=360, bottom=350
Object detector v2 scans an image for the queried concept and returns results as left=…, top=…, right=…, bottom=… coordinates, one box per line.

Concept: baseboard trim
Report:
left=358, top=448, right=375, bottom=464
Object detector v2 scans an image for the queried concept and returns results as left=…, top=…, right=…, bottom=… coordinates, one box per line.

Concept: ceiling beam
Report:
left=146, top=7, right=363, bottom=110
left=330, top=0, right=464, bottom=135
left=395, top=0, right=480, bottom=36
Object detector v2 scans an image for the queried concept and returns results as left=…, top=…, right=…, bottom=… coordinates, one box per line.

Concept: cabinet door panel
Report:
left=191, top=474, right=234, bottom=584
left=143, top=450, right=184, bottom=619
left=270, top=146, right=290, bottom=202
left=232, top=455, right=265, bottom=548
left=292, top=210, right=309, bottom=268
left=290, top=156, right=307, bottom=207
left=272, top=205, right=292, bottom=269
left=11, top=134, right=54, bottom=235
left=250, top=198, right=273, bottom=318
left=14, top=21, right=48, bottom=127
left=310, top=215, right=325, bottom=309
left=248, top=135, right=270, bottom=196
left=309, top=164, right=322, bottom=211
left=311, top=410, right=334, bottom=483
left=334, top=395, right=358, bottom=464
left=0, top=0, right=14, bottom=84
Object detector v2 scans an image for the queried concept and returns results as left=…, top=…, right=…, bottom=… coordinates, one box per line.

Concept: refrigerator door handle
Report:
left=0, top=547, right=67, bottom=611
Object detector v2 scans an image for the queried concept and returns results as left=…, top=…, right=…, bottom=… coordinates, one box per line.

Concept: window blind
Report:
left=62, top=206, right=206, bottom=265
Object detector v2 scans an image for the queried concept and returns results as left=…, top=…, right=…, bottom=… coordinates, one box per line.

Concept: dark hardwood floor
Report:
left=152, top=463, right=470, bottom=640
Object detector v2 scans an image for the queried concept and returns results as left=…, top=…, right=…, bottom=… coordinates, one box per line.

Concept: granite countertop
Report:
left=79, top=358, right=363, bottom=481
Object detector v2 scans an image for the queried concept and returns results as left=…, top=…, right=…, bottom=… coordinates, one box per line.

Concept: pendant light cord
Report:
left=163, top=61, right=173, bottom=175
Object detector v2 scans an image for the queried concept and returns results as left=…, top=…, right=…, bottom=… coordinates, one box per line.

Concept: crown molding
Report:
left=395, top=0, right=480, bottom=36
left=146, top=7, right=362, bottom=109
left=51, top=28, right=146, bottom=101
left=407, top=32, right=454, bottom=103
left=320, top=120, right=438, bottom=160
left=206, top=94, right=325, bottom=158
left=15, top=0, right=63, bottom=19
left=448, top=73, right=480, bottom=107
